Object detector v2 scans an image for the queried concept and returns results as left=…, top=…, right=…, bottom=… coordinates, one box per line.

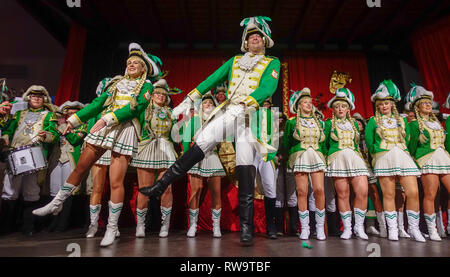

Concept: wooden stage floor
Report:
left=0, top=228, right=449, bottom=257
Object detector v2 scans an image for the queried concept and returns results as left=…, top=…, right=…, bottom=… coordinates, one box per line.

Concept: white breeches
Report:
left=196, top=105, right=256, bottom=166
left=50, top=161, right=72, bottom=197
left=254, top=153, right=276, bottom=198
left=2, top=172, right=40, bottom=201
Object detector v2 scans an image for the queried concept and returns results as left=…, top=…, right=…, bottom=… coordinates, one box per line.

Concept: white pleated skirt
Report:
left=95, top=150, right=111, bottom=166
left=130, top=137, right=177, bottom=169
left=420, top=147, right=450, bottom=175
left=326, top=148, right=369, bottom=177
left=85, top=122, right=138, bottom=157
left=373, top=146, right=420, bottom=176
left=292, top=147, right=326, bottom=173
left=188, top=150, right=226, bottom=177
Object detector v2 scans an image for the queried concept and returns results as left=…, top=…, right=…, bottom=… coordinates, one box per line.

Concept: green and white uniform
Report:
left=324, top=118, right=369, bottom=177
left=365, top=115, right=420, bottom=176
left=183, top=113, right=225, bottom=177
left=409, top=118, right=450, bottom=174
left=130, top=101, right=177, bottom=169
left=2, top=106, right=59, bottom=201
left=67, top=78, right=152, bottom=157
left=284, top=116, right=326, bottom=173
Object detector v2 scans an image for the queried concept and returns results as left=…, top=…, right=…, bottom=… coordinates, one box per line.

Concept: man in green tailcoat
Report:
left=140, top=16, right=281, bottom=245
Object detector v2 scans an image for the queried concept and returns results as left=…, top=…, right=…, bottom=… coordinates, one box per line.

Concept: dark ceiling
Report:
left=17, top=0, right=450, bottom=53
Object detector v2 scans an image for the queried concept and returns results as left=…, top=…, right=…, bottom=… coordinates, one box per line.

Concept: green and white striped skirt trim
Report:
left=292, top=148, right=326, bottom=173
left=420, top=147, right=450, bottom=175
left=188, top=151, right=226, bottom=177
left=373, top=146, right=420, bottom=177
left=130, top=137, right=177, bottom=169
left=85, top=122, right=138, bottom=157
left=95, top=150, right=111, bottom=166
left=326, top=148, right=369, bottom=177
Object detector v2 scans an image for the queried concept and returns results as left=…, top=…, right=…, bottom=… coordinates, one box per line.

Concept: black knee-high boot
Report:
left=139, top=143, right=205, bottom=199
left=327, top=210, right=341, bottom=236
left=22, top=201, right=39, bottom=236
left=0, top=200, right=18, bottom=235
left=264, top=197, right=277, bottom=239
left=237, top=165, right=256, bottom=246
left=309, top=210, right=316, bottom=236
left=55, top=195, right=73, bottom=232
left=275, top=207, right=285, bottom=236
left=288, top=206, right=299, bottom=236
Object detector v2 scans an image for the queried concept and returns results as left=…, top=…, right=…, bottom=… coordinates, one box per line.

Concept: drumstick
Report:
left=23, top=125, right=52, bottom=146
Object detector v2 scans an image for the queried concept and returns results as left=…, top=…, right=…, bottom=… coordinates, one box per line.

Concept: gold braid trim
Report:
left=414, top=105, right=428, bottom=144
left=103, top=69, right=148, bottom=111
left=330, top=113, right=339, bottom=141
left=347, top=111, right=360, bottom=145
left=281, top=62, right=290, bottom=118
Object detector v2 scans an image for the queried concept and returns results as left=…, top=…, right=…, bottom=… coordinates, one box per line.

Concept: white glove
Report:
left=228, top=104, right=245, bottom=118
left=172, top=96, right=193, bottom=120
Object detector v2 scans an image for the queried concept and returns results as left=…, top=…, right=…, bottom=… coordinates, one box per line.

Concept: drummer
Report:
left=0, top=85, right=59, bottom=236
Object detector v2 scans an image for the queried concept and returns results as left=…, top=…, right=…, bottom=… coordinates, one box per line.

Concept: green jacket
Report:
left=138, top=103, right=175, bottom=143
left=445, top=117, right=450, bottom=152
left=64, top=123, right=87, bottom=164
left=409, top=119, right=447, bottom=163
left=323, top=118, right=360, bottom=157
left=365, top=115, right=410, bottom=156
left=189, top=55, right=281, bottom=107
left=70, top=80, right=153, bottom=127
left=283, top=116, right=326, bottom=168
left=3, top=108, right=59, bottom=158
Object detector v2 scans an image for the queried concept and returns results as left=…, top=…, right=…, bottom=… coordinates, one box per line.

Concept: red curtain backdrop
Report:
left=284, top=52, right=373, bottom=119
left=55, top=23, right=87, bottom=105
left=157, top=51, right=227, bottom=106
left=411, top=15, right=450, bottom=113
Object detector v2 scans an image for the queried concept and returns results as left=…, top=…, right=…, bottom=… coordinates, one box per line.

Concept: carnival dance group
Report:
left=0, top=16, right=449, bottom=248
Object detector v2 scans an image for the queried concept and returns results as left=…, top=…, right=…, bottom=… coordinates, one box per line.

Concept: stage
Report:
left=0, top=228, right=448, bottom=257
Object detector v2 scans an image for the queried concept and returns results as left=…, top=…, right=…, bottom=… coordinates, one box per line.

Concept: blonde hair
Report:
left=374, top=100, right=406, bottom=142
left=413, top=99, right=443, bottom=144
left=294, top=97, right=325, bottom=142
left=103, top=60, right=148, bottom=110
left=330, top=105, right=360, bottom=144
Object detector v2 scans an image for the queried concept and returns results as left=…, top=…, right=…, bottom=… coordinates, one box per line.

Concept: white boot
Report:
left=187, top=209, right=199, bottom=237
left=436, top=210, right=447, bottom=238
left=315, top=209, right=326, bottom=240
left=424, top=213, right=442, bottom=241
left=212, top=208, right=222, bottom=238
left=354, top=208, right=368, bottom=240
left=159, top=206, right=172, bottom=237
left=340, top=211, right=352, bottom=239
left=385, top=211, right=398, bottom=241
left=398, top=211, right=410, bottom=238
left=298, top=210, right=310, bottom=240
left=376, top=212, right=388, bottom=238
left=406, top=210, right=426, bottom=242
left=86, top=204, right=101, bottom=238
left=33, top=183, right=76, bottom=216
left=366, top=225, right=380, bottom=236
left=100, top=201, right=122, bottom=247
left=135, top=208, right=148, bottom=238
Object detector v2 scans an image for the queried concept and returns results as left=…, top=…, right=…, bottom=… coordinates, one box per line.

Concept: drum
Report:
left=7, top=144, right=47, bottom=176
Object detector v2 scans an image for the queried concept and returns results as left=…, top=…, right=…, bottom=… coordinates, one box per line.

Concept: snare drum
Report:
left=7, top=144, right=47, bottom=176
